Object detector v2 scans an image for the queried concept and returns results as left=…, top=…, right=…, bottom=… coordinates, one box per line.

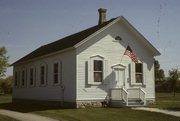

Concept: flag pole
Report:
left=120, top=49, right=125, bottom=63
left=120, top=43, right=129, bottom=63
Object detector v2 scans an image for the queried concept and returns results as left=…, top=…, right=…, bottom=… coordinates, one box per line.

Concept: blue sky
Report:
left=0, top=0, right=180, bottom=77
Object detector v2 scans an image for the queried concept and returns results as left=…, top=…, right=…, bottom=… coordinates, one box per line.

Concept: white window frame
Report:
left=53, top=60, right=61, bottom=86
left=88, top=55, right=107, bottom=85
left=29, top=66, right=36, bottom=87
left=135, top=63, right=143, bottom=83
left=130, top=61, right=146, bottom=85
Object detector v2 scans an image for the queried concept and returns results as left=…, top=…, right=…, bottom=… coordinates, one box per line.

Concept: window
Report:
left=88, top=55, right=107, bottom=85
left=30, top=68, right=34, bottom=85
left=94, top=60, right=103, bottom=82
left=40, top=65, right=46, bottom=85
left=21, top=70, right=25, bottom=86
left=14, top=72, right=18, bottom=86
left=53, top=62, right=59, bottom=84
left=135, top=63, right=143, bottom=83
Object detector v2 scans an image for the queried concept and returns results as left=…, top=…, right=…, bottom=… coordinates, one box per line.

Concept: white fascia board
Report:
left=121, top=16, right=161, bottom=56
left=74, top=17, right=122, bottom=48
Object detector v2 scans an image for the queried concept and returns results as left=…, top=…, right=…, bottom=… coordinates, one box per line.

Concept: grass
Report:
left=33, top=108, right=180, bottom=121
left=0, top=94, right=180, bottom=121
left=0, top=114, right=19, bottom=121
left=148, top=92, right=180, bottom=111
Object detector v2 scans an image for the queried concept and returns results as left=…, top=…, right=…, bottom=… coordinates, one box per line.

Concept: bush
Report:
left=0, top=76, right=13, bottom=94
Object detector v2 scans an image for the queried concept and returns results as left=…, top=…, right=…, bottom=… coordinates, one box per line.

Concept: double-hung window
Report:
left=135, top=63, right=143, bottom=83
left=30, top=68, right=34, bottom=86
left=14, top=71, right=18, bottom=87
left=40, top=65, right=46, bottom=85
left=94, top=60, right=103, bottom=82
left=88, top=55, right=108, bottom=85
left=54, top=63, right=59, bottom=84
left=21, top=70, right=25, bottom=86
left=53, top=61, right=61, bottom=85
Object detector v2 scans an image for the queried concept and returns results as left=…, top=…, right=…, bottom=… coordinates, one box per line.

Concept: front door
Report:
left=113, top=68, right=125, bottom=88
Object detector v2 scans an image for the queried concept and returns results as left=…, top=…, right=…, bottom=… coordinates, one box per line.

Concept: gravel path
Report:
left=0, top=109, right=59, bottom=121
left=132, top=107, right=180, bottom=118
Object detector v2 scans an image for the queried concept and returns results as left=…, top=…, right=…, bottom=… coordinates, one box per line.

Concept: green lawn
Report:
left=0, top=115, right=19, bottom=121
left=0, top=94, right=180, bottom=121
left=33, top=108, right=180, bottom=121
left=148, top=92, right=180, bottom=111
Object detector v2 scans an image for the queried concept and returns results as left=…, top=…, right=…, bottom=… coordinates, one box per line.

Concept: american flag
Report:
left=124, top=45, right=138, bottom=63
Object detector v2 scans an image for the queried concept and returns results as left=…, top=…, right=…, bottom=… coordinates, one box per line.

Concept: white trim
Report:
left=111, top=63, right=126, bottom=69
left=121, top=17, right=160, bottom=56
left=74, top=17, right=121, bottom=48
left=88, top=55, right=107, bottom=85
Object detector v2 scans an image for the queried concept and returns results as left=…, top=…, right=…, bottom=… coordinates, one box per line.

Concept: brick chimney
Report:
left=98, top=8, right=107, bottom=25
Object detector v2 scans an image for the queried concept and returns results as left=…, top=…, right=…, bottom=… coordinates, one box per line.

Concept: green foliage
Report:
left=154, top=59, right=165, bottom=82
left=0, top=47, right=9, bottom=77
left=0, top=76, right=13, bottom=94
left=168, top=69, right=179, bottom=96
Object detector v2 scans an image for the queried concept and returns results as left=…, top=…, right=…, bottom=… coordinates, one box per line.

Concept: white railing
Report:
left=139, top=88, right=146, bottom=105
left=127, top=88, right=146, bottom=105
left=111, top=88, right=128, bottom=106
left=122, top=87, right=128, bottom=106
left=127, top=88, right=140, bottom=99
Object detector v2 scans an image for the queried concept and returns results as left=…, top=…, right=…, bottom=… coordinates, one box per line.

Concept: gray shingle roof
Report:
left=12, top=18, right=117, bottom=65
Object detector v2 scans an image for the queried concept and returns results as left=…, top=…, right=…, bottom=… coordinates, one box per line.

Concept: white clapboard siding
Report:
left=13, top=50, right=76, bottom=102
left=76, top=20, right=155, bottom=101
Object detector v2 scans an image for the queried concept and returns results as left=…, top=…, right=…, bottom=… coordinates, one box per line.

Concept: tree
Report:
left=0, top=76, right=13, bottom=94
left=154, top=59, right=165, bottom=82
left=0, top=47, right=9, bottom=77
left=168, top=69, right=179, bottom=97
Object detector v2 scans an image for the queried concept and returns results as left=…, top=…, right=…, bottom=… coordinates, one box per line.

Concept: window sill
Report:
left=89, top=82, right=102, bottom=85
left=131, top=83, right=145, bottom=86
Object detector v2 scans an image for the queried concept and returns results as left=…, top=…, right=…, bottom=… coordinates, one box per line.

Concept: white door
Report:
left=113, top=68, right=125, bottom=88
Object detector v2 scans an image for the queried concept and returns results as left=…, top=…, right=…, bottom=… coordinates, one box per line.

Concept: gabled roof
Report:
left=12, top=16, right=160, bottom=66
left=12, top=18, right=117, bottom=65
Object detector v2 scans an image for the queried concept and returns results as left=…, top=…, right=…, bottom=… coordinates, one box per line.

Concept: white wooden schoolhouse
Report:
left=12, top=8, right=160, bottom=108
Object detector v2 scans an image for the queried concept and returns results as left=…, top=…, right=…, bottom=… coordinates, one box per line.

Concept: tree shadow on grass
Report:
left=0, top=102, right=71, bottom=113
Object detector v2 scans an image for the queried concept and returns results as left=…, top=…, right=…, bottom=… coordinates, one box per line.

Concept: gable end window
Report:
left=94, top=60, right=103, bottom=82
left=88, top=55, right=108, bottom=85
left=135, top=63, right=143, bottom=83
